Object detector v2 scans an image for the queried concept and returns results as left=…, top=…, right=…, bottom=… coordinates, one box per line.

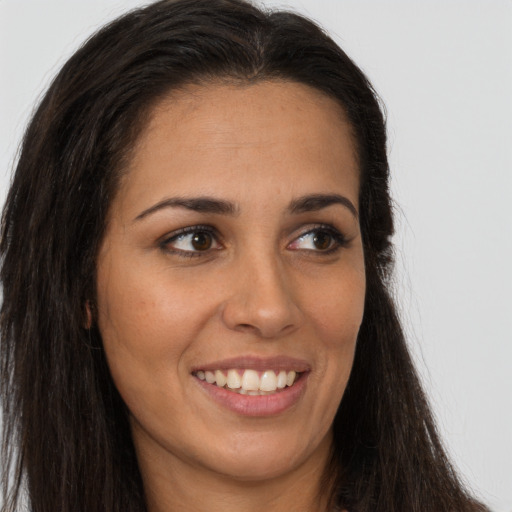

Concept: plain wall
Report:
left=1, top=1, right=511, bottom=510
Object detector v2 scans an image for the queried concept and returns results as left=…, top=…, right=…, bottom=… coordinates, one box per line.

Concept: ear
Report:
left=84, top=300, right=94, bottom=329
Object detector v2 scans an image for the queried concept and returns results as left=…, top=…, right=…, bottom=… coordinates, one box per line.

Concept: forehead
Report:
left=116, top=80, right=359, bottom=217
left=140, top=80, right=354, bottom=151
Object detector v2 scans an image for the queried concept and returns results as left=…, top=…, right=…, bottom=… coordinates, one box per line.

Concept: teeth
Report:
left=195, top=368, right=300, bottom=394
left=260, top=370, right=277, bottom=391
left=276, top=370, right=287, bottom=389
left=226, top=369, right=241, bottom=389
left=241, top=369, right=259, bottom=391
left=214, top=370, right=227, bottom=387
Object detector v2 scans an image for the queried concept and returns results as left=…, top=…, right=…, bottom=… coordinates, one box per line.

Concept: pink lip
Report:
left=191, top=355, right=311, bottom=417
left=194, top=372, right=309, bottom=416
left=191, top=355, right=311, bottom=373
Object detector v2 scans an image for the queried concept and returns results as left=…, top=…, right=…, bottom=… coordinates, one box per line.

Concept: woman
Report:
left=0, top=0, right=489, bottom=511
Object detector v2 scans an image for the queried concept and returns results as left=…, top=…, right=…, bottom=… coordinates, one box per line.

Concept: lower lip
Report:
left=194, top=373, right=309, bottom=416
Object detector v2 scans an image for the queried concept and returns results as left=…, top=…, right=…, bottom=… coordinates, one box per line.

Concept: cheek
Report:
left=97, top=261, right=202, bottom=349
left=95, top=256, right=228, bottom=401
left=95, top=265, right=194, bottom=401
left=304, top=267, right=366, bottom=347
left=290, top=267, right=364, bottom=445
left=302, top=265, right=365, bottom=400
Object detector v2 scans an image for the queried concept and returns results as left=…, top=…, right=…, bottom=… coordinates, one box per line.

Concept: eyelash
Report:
left=289, top=224, right=349, bottom=255
left=159, top=223, right=349, bottom=258
left=159, top=225, right=221, bottom=259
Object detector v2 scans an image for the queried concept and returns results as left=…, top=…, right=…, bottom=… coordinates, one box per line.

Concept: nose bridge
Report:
left=221, top=246, right=300, bottom=338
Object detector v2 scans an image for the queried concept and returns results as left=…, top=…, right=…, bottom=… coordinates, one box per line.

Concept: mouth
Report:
left=193, top=368, right=302, bottom=395
left=191, top=356, right=310, bottom=415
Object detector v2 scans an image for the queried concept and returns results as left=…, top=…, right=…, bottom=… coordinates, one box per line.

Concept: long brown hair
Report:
left=1, top=1, right=488, bottom=510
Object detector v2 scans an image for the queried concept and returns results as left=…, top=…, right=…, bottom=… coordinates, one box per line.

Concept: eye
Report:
left=288, top=226, right=347, bottom=253
left=160, top=226, right=221, bottom=255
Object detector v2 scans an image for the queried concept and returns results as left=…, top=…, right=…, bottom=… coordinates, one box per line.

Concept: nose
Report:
left=220, top=253, right=302, bottom=339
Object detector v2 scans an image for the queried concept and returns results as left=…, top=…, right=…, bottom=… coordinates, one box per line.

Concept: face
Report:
left=96, top=81, right=365, bottom=485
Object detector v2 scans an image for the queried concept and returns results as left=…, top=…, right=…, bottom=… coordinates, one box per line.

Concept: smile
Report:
left=191, top=356, right=310, bottom=416
left=194, top=369, right=300, bottom=395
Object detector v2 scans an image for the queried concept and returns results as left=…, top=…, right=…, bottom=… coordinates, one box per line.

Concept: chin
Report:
left=214, top=452, right=303, bottom=482
left=200, top=429, right=328, bottom=483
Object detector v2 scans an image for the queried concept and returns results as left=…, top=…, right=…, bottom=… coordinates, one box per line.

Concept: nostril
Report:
left=234, top=323, right=257, bottom=333
left=233, top=321, right=297, bottom=339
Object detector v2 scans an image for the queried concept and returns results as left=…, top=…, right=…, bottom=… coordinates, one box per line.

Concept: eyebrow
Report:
left=134, top=196, right=239, bottom=221
left=134, top=193, right=358, bottom=222
left=288, top=194, right=358, bottom=219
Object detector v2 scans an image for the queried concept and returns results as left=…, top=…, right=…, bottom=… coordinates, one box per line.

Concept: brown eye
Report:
left=287, top=226, right=346, bottom=253
left=162, top=226, right=220, bottom=255
left=191, top=231, right=212, bottom=251
left=312, top=231, right=333, bottom=251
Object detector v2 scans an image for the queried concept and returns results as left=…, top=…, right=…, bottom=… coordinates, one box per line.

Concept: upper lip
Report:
left=191, top=355, right=311, bottom=373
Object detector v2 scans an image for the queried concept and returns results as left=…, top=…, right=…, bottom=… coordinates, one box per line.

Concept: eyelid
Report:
left=287, top=223, right=349, bottom=253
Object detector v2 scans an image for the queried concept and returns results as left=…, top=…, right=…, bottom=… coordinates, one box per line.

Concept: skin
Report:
left=95, top=81, right=365, bottom=512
